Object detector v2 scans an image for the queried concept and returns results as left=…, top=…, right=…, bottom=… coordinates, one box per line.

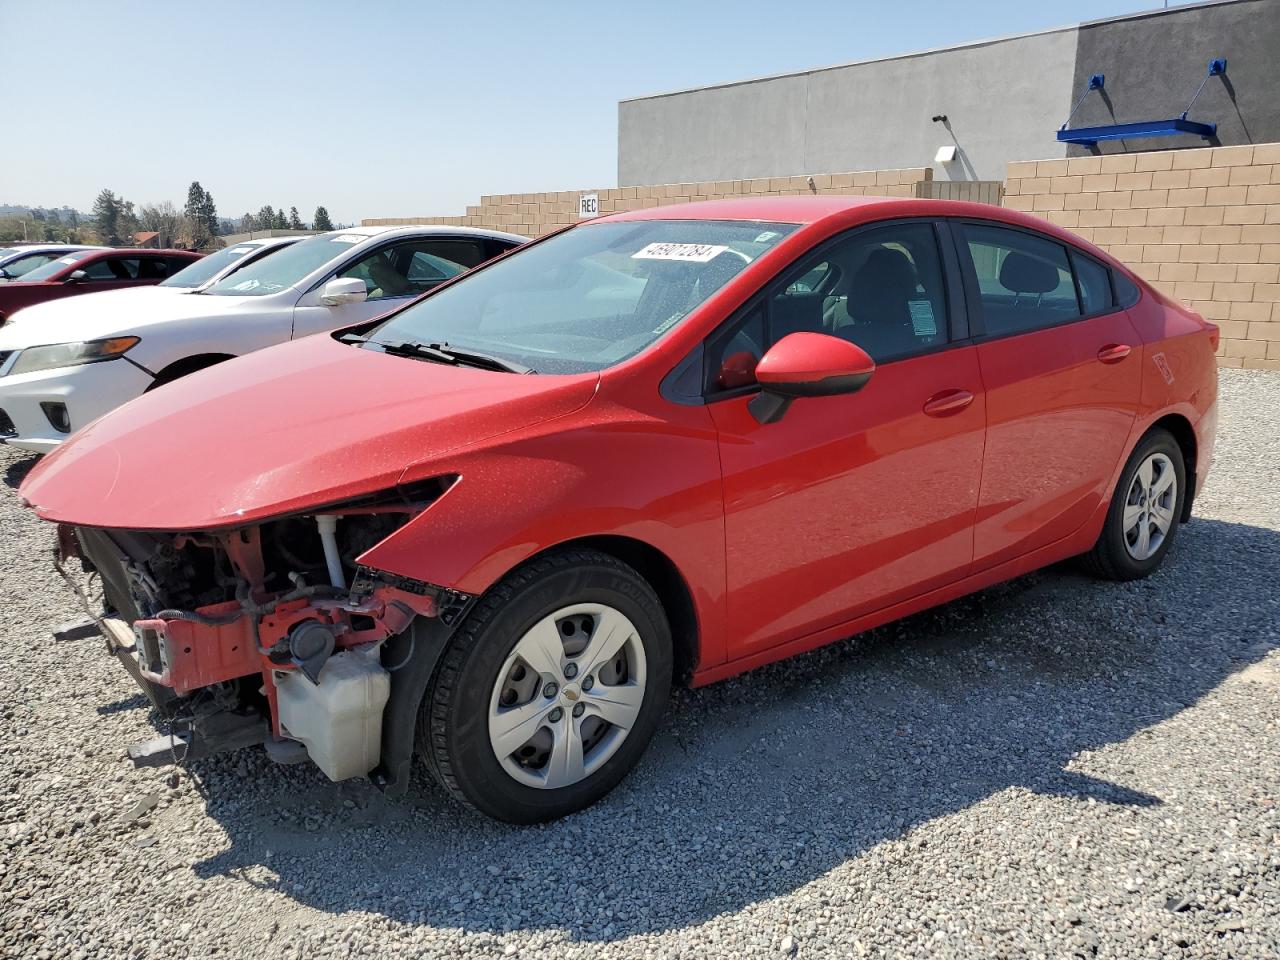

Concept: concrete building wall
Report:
left=618, top=0, right=1278, bottom=189
left=1068, top=0, right=1280, bottom=156
left=619, top=28, right=1076, bottom=186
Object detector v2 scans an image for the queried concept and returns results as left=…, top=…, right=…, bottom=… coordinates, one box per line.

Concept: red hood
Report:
left=20, top=335, right=598, bottom=529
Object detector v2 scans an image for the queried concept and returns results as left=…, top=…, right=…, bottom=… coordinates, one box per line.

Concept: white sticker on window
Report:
left=632, top=242, right=729, bottom=263
left=229, top=246, right=253, bottom=254
left=908, top=300, right=937, bottom=336
left=331, top=235, right=363, bottom=244
left=57, top=256, right=78, bottom=264
left=753, top=230, right=781, bottom=243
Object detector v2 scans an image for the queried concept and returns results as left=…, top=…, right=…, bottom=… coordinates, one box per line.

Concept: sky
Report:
left=5, top=0, right=1187, bottom=225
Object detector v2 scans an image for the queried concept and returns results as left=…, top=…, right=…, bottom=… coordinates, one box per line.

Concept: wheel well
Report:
left=148, top=353, right=236, bottom=390
left=548, top=535, right=700, bottom=686
left=1148, top=413, right=1197, bottom=521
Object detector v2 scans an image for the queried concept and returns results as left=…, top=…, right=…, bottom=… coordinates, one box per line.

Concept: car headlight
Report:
left=9, top=337, right=140, bottom=376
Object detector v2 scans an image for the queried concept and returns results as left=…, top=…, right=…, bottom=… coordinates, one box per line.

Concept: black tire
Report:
left=418, top=548, right=672, bottom=823
left=1081, top=428, right=1186, bottom=581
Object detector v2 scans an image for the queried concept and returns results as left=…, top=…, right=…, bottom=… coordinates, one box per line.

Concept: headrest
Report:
left=999, top=251, right=1060, bottom=294
left=859, top=247, right=917, bottom=285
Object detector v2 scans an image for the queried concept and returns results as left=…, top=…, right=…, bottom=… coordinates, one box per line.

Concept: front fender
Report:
left=355, top=416, right=729, bottom=666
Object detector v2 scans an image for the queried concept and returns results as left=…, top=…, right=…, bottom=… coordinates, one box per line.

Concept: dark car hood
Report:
left=20, top=335, right=598, bottom=529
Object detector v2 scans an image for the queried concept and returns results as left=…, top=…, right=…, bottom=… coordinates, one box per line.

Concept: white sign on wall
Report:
left=578, top=193, right=600, bottom=219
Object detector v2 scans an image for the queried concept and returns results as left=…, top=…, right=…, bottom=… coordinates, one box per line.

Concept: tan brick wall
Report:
left=1006, top=143, right=1280, bottom=371
left=362, top=167, right=934, bottom=238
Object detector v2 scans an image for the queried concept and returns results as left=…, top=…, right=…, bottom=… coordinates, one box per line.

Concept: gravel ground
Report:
left=1, top=368, right=1278, bottom=960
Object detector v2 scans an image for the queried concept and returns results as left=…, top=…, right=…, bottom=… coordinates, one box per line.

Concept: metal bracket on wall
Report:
left=1056, top=58, right=1226, bottom=146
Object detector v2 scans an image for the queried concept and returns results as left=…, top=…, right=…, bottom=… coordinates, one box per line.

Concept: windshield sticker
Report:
left=753, top=230, right=781, bottom=243
left=632, top=242, right=729, bottom=263
left=228, top=247, right=253, bottom=255
left=908, top=300, right=937, bottom=336
left=57, top=256, right=78, bottom=264
left=331, top=235, right=363, bottom=244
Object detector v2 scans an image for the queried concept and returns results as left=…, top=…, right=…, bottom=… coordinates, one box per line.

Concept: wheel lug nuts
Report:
left=572, top=703, right=585, bottom=718
left=548, top=707, right=564, bottom=722
left=564, top=663, right=578, bottom=679
left=582, top=675, right=594, bottom=691
left=543, top=682, right=559, bottom=698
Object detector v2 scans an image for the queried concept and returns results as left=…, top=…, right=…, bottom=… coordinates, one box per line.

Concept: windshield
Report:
left=366, top=220, right=797, bottom=374
left=203, top=233, right=363, bottom=296
left=14, top=250, right=94, bottom=283
left=161, top=242, right=283, bottom=289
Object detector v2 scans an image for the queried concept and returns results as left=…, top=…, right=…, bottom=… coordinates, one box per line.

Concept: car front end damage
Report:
left=58, top=478, right=472, bottom=790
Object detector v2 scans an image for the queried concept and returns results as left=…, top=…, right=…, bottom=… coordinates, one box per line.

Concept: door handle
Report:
left=1097, top=343, right=1132, bottom=364
left=922, top=389, right=975, bottom=417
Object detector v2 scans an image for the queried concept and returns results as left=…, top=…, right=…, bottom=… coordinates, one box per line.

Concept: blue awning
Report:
left=1057, top=59, right=1225, bottom=147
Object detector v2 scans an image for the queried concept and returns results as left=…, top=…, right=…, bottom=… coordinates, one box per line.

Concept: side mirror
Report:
left=748, top=331, right=875, bottom=424
left=320, top=277, right=368, bottom=306
left=67, top=270, right=87, bottom=283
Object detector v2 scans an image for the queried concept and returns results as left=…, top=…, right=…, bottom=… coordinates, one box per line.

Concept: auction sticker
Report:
left=331, top=234, right=363, bottom=244
left=632, top=242, right=728, bottom=263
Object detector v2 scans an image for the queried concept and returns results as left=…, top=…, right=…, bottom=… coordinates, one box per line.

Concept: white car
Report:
left=145, top=235, right=303, bottom=292
left=0, top=244, right=107, bottom=282
left=0, top=226, right=527, bottom=453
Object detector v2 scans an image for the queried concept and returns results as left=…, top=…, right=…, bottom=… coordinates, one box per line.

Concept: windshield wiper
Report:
left=363, top=338, right=534, bottom=374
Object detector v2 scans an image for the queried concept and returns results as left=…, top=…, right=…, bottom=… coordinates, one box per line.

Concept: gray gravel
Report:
left=2, top=369, right=1278, bottom=959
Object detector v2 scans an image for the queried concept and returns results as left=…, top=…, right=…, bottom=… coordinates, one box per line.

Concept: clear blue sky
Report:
left=7, top=0, right=1182, bottom=225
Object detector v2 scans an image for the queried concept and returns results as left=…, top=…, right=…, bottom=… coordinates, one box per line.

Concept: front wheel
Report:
left=1082, top=428, right=1186, bottom=581
left=419, top=549, right=672, bottom=823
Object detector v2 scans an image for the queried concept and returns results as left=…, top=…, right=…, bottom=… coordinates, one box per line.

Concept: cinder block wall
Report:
left=362, top=167, right=933, bottom=238
left=1005, top=143, right=1280, bottom=370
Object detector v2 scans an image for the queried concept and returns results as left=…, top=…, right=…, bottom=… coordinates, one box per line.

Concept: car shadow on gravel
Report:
left=2, top=450, right=37, bottom=489
left=173, top=516, right=1277, bottom=943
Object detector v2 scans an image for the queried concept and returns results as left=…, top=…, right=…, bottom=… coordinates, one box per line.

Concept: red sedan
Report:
left=0, top=247, right=202, bottom=324
left=20, top=197, right=1218, bottom=822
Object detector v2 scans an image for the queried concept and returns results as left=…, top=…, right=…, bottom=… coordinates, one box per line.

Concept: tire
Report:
left=1081, top=428, right=1187, bottom=581
left=418, top=548, right=673, bottom=823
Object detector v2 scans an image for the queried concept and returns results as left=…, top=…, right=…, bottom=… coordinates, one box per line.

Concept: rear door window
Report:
left=959, top=223, right=1080, bottom=338
left=83, top=257, right=141, bottom=281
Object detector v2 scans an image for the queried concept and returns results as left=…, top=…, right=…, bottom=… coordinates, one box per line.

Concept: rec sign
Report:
left=578, top=193, right=600, bottom=219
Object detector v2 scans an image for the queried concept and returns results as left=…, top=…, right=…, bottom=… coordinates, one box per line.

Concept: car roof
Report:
left=80, top=248, right=202, bottom=256
left=0, top=244, right=105, bottom=255
left=590, top=195, right=1111, bottom=253
left=327, top=224, right=529, bottom=243
left=227, top=236, right=298, bottom=249
left=593, top=195, right=893, bottom=226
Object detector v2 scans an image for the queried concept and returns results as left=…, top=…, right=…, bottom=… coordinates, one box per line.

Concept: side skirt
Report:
left=691, top=513, right=1104, bottom=688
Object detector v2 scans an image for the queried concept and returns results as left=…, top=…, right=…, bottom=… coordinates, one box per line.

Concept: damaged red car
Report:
left=20, top=197, right=1218, bottom=823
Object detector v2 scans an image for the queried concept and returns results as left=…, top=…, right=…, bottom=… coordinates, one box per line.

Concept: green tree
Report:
left=184, top=182, right=218, bottom=249
left=92, top=189, right=126, bottom=245
left=312, top=206, right=333, bottom=231
left=256, top=205, right=276, bottom=230
left=288, top=206, right=304, bottom=230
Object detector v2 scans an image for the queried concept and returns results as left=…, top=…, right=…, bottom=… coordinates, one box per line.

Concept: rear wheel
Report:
left=419, top=549, right=672, bottom=823
left=1082, top=428, right=1186, bottom=581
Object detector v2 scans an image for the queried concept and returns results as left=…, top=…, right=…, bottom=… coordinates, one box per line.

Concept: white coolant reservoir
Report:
left=275, top=645, right=390, bottom=781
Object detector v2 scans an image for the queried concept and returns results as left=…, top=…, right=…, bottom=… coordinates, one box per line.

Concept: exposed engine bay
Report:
left=59, top=477, right=469, bottom=785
